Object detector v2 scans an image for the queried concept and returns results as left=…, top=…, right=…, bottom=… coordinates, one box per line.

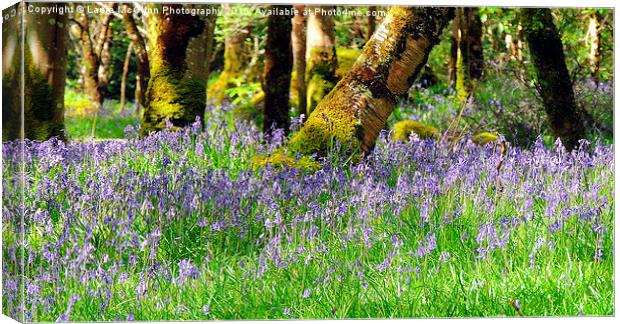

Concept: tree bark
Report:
left=184, top=3, right=218, bottom=103
left=453, top=7, right=483, bottom=101
left=1, top=2, right=68, bottom=141
left=122, top=4, right=150, bottom=113
left=208, top=4, right=249, bottom=104
left=289, top=7, right=454, bottom=155
left=76, top=3, right=116, bottom=108
left=305, top=5, right=338, bottom=115
left=263, top=5, right=294, bottom=134
left=120, top=42, right=134, bottom=113
left=291, top=4, right=307, bottom=115
left=521, top=8, right=585, bottom=150
left=587, top=11, right=602, bottom=83
left=141, top=4, right=205, bottom=133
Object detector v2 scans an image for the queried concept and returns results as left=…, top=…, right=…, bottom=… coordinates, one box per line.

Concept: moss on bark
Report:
left=288, top=7, right=454, bottom=156
left=141, top=4, right=206, bottom=134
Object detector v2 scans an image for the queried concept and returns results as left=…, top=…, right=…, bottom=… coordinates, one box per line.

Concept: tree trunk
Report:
left=521, top=8, right=584, bottom=150
left=291, top=4, right=307, bottom=116
left=20, top=3, right=68, bottom=140
left=77, top=10, right=103, bottom=106
left=263, top=5, right=294, bottom=134
left=120, top=42, right=134, bottom=112
left=208, top=4, right=249, bottom=104
left=1, top=2, right=69, bottom=141
left=289, top=7, right=454, bottom=155
left=98, top=26, right=113, bottom=94
left=122, top=4, right=150, bottom=113
left=587, top=11, right=602, bottom=83
left=2, top=3, right=23, bottom=141
left=141, top=4, right=205, bottom=133
left=184, top=3, right=218, bottom=107
left=76, top=3, right=116, bottom=108
left=453, top=7, right=483, bottom=102
left=305, top=5, right=338, bottom=115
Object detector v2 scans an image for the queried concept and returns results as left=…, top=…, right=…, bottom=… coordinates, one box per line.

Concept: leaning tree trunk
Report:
left=291, top=4, right=307, bottom=115
left=3, top=2, right=68, bottom=141
left=453, top=7, right=483, bottom=102
left=263, top=5, right=294, bottom=134
left=305, top=5, right=338, bottom=115
left=521, top=8, right=585, bottom=150
left=289, top=7, right=454, bottom=155
left=122, top=4, right=150, bottom=113
left=141, top=4, right=205, bottom=133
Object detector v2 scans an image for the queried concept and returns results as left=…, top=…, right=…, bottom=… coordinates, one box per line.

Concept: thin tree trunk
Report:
left=290, top=7, right=454, bottom=155
left=292, top=4, right=307, bottom=116
left=453, top=7, right=483, bottom=101
left=122, top=4, right=149, bottom=113
left=521, top=8, right=585, bottom=150
left=141, top=4, right=205, bottom=133
left=587, top=11, right=602, bottom=83
left=263, top=5, right=294, bottom=134
left=120, top=42, right=134, bottom=113
left=305, top=5, right=338, bottom=115
left=76, top=3, right=116, bottom=108
left=208, top=4, right=248, bottom=104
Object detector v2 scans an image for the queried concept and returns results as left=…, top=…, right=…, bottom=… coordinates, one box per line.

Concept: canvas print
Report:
left=1, top=1, right=614, bottom=322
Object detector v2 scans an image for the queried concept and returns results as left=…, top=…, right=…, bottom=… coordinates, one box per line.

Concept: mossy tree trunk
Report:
left=75, top=3, right=116, bottom=108
left=5, top=3, right=68, bottom=141
left=2, top=3, right=23, bottom=141
left=452, top=7, right=483, bottom=102
left=521, top=8, right=584, bottom=150
left=289, top=7, right=454, bottom=155
left=263, top=5, right=294, bottom=134
left=208, top=4, right=249, bottom=104
left=305, top=6, right=338, bottom=115
left=141, top=4, right=205, bottom=133
left=292, top=4, right=307, bottom=115
left=184, top=3, right=218, bottom=109
left=122, top=4, right=150, bottom=113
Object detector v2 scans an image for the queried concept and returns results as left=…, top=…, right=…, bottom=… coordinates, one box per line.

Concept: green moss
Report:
left=471, top=132, right=499, bottom=145
left=306, top=75, right=336, bottom=115
left=335, top=48, right=362, bottom=78
left=391, top=120, right=439, bottom=142
left=290, top=86, right=361, bottom=155
left=141, top=68, right=206, bottom=133
left=305, top=47, right=338, bottom=114
left=252, top=149, right=321, bottom=171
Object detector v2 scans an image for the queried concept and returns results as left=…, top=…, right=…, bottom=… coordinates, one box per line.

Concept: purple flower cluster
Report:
left=1, top=105, right=613, bottom=321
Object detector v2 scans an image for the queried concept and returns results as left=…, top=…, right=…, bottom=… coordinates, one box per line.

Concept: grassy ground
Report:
left=3, top=100, right=614, bottom=321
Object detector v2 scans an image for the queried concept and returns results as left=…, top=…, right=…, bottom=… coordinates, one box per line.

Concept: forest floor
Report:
left=2, top=94, right=614, bottom=320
